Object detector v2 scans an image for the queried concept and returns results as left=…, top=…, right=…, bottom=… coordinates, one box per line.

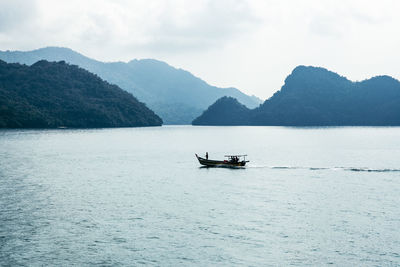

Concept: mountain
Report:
left=0, top=60, right=162, bottom=128
left=192, top=96, right=250, bottom=125
left=193, top=66, right=400, bottom=126
left=0, top=47, right=262, bottom=124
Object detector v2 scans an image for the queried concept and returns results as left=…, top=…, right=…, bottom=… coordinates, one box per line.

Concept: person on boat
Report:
left=206, top=152, right=208, bottom=160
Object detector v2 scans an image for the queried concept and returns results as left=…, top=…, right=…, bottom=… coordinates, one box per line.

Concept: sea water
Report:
left=0, top=126, right=399, bottom=266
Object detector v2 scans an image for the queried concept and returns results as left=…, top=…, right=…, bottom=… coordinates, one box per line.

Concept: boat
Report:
left=195, top=154, right=249, bottom=168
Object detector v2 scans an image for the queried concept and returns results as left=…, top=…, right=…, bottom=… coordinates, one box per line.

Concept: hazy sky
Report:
left=0, top=0, right=399, bottom=99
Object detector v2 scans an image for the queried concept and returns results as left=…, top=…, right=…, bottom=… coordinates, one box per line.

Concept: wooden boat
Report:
left=195, top=154, right=249, bottom=168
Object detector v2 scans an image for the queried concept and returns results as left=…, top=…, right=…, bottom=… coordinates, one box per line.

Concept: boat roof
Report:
left=224, top=155, right=247, bottom=157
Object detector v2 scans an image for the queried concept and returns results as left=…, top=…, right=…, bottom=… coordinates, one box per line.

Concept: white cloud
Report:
left=26, top=0, right=260, bottom=53
left=139, top=0, right=260, bottom=51
left=0, top=0, right=38, bottom=32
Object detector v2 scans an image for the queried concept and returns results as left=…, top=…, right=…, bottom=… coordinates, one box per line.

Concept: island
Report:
left=193, top=66, right=400, bottom=126
left=0, top=60, right=162, bottom=128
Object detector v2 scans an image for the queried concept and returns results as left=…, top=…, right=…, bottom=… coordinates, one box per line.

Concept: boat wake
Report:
left=248, top=165, right=400, bottom=173
left=199, top=165, right=246, bottom=169
left=344, top=167, right=400, bottom=172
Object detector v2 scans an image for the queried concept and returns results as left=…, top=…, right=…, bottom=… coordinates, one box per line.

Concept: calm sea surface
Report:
left=0, top=126, right=399, bottom=266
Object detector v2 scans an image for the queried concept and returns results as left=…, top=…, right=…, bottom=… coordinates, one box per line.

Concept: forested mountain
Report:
left=0, top=60, right=162, bottom=128
left=192, top=96, right=250, bottom=125
left=193, top=66, right=400, bottom=126
left=0, top=47, right=262, bottom=124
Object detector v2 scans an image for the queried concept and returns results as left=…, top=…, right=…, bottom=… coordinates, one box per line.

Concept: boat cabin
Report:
left=224, top=155, right=247, bottom=164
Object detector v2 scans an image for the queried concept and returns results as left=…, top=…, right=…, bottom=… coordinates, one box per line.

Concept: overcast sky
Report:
left=0, top=0, right=399, bottom=99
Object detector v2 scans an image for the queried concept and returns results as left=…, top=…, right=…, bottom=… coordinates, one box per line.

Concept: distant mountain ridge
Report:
left=0, top=47, right=262, bottom=124
left=193, top=66, right=400, bottom=126
left=0, top=60, right=162, bottom=128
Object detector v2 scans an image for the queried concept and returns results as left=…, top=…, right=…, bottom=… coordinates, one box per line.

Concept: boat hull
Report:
left=195, top=154, right=247, bottom=168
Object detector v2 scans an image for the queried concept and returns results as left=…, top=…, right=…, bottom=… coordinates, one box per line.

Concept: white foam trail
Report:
left=246, top=165, right=400, bottom=173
